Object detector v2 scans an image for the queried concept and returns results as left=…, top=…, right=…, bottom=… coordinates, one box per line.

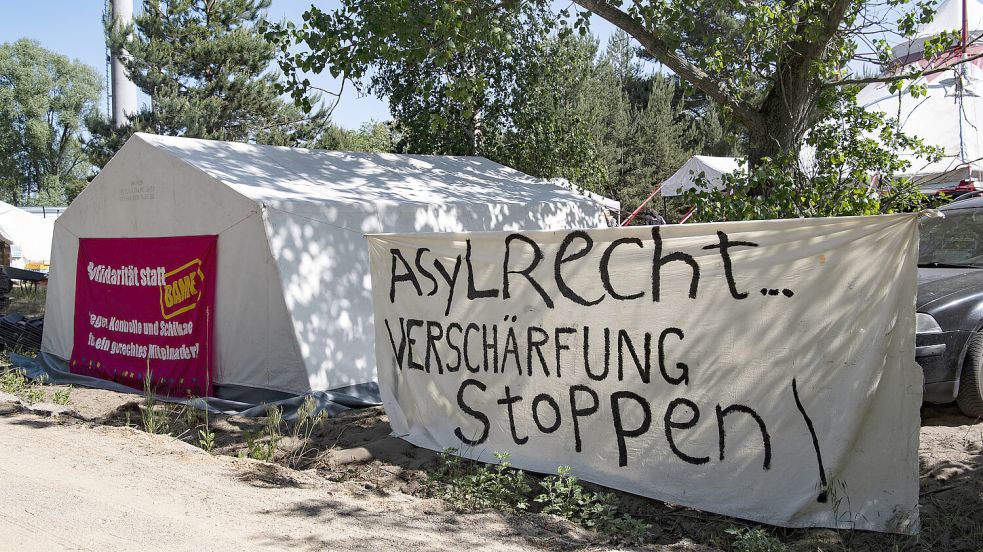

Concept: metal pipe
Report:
left=110, top=0, right=138, bottom=127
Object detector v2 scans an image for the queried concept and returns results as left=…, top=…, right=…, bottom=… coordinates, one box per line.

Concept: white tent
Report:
left=857, top=0, right=983, bottom=190
left=41, top=133, right=613, bottom=397
left=0, top=201, right=54, bottom=269
left=660, top=155, right=741, bottom=197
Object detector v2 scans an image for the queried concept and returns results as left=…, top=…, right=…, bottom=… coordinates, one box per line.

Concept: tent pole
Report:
left=621, top=184, right=665, bottom=226
left=679, top=206, right=697, bottom=224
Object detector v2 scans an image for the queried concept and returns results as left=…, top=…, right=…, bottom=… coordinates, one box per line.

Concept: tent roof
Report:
left=137, top=133, right=615, bottom=209
left=551, top=178, right=620, bottom=210
left=661, top=156, right=741, bottom=197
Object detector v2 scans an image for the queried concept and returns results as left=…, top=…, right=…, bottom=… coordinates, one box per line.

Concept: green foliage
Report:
left=0, top=368, right=30, bottom=396
left=0, top=365, right=71, bottom=406
left=725, top=527, right=788, bottom=552
left=286, top=395, right=327, bottom=468
left=682, top=87, right=942, bottom=221
left=496, top=33, right=610, bottom=192
left=278, top=11, right=702, bottom=210
left=89, top=0, right=328, bottom=168
left=0, top=367, right=46, bottom=404
left=268, top=0, right=953, bottom=210
left=535, top=466, right=648, bottom=544
left=0, top=39, right=101, bottom=205
left=197, top=426, right=216, bottom=452
left=51, top=387, right=72, bottom=406
left=429, top=449, right=531, bottom=513
left=245, top=406, right=283, bottom=462
left=316, top=121, right=396, bottom=153
left=140, top=367, right=168, bottom=435
left=592, top=36, right=693, bottom=210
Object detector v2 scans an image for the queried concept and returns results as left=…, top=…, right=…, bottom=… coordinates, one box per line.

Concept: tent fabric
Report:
left=0, top=201, right=54, bottom=267
left=551, top=178, right=621, bottom=211
left=661, top=155, right=741, bottom=197
left=41, top=133, right=615, bottom=399
left=859, top=0, right=983, bottom=190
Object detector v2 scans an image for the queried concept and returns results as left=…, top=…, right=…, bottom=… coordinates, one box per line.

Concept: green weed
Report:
left=286, top=395, right=327, bottom=468
left=0, top=367, right=29, bottom=395
left=246, top=406, right=283, bottom=462
left=535, top=466, right=648, bottom=544
left=430, top=449, right=531, bottom=513
left=140, top=366, right=169, bottom=434
left=0, top=367, right=46, bottom=404
left=198, top=427, right=216, bottom=452
left=726, top=527, right=788, bottom=552
left=51, top=386, right=71, bottom=405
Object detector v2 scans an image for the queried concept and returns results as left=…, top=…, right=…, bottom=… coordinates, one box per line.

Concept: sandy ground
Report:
left=0, top=412, right=614, bottom=552
left=0, top=384, right=980, bottom=551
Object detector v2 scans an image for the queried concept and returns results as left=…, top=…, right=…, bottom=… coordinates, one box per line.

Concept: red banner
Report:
left=71, top=236, right=217, bottom=397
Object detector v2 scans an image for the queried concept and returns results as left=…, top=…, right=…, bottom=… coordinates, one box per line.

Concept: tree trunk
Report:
left=746, top=64, right=821, bottom=171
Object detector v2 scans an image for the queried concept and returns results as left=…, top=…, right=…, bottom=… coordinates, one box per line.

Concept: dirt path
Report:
left=0, top=387, right=979, bottom=551
left=0, top=414, right=578, bottom=552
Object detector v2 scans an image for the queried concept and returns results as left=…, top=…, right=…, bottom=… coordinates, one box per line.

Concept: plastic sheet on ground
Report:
left=9, top=352, right=381, bottom=420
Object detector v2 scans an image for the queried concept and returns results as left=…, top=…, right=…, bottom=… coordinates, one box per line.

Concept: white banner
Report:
left=367, top=215, right=922, bottom=533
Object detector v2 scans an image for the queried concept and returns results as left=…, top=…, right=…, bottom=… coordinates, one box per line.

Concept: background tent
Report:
left=660, top=155, right=741, bottom=197
left=42, top=133, right=614, bottom=399
left=857, top=0, right=983, bottom=191
left=0, top=201, right=55, bottom=270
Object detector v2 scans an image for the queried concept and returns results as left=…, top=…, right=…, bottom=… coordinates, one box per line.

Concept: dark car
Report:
left=917, top=196, right=983, bottom=417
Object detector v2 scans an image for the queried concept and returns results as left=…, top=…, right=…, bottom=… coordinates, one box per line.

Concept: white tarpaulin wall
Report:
left=368, top=215, right=921, bottom=532
left=0, top=200, right=54, bottom=267
left=42, top=133, right=613, bottom=397
left=661, top=155, right=740, bottom=197
left=857, top=0, right=983, bottom=190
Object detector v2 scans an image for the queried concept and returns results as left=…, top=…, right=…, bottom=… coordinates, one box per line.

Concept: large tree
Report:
left=89, top=0, right=328, bottom=167
left=267, top=1, right=952, bottom=177
left=0, top=39, right=101, bottom=205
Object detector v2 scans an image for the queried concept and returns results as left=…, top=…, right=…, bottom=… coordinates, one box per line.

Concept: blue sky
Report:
left=1, top=1, right=619, bottom=130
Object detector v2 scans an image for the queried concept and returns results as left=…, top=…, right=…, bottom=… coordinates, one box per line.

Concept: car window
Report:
left=919, top=209, right=983, bottom=267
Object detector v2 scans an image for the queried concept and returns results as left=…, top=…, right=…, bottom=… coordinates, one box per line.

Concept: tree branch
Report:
left=829, top=49, right=983, bottom=87
left=572, top=0, right=763, bottom=133
left=798, top=0, right=853, bottom=63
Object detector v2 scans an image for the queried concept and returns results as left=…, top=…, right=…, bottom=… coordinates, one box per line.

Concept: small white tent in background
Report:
left=0, top=201, right=54, bottom=270
left=42, top=133, right=614, bottom=399
left=857, top=0, right=983, bottom=192
left=660, top=155, right=741, bottom=197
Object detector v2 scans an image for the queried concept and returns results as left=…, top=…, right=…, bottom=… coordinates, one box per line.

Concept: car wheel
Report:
left=956, top=331, right=983, bottom=418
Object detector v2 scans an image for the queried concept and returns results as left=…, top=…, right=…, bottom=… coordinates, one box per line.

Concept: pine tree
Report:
left=88, top=0, right=327, bottom=167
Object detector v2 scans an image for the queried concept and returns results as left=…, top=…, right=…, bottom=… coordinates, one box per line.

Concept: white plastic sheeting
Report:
left=0, top=201, right=54, bottom=267
left=859, top=0, right=983, bottom=189
left=42, top=133, right=615, bottom=395
left=369, top=214, right=921, bottom=533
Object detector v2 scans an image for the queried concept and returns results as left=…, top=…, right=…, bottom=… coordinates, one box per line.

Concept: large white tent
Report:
left=42, top=133, right=614, bottom=398
left=857, top=0, right=983, bottom=190
left=0, top=200, right=54, bottom=269
left=660, top=155, right=741, bottom=197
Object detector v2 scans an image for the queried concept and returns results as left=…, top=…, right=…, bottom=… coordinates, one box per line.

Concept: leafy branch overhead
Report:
left=266, top=0, right=958, bottom=167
